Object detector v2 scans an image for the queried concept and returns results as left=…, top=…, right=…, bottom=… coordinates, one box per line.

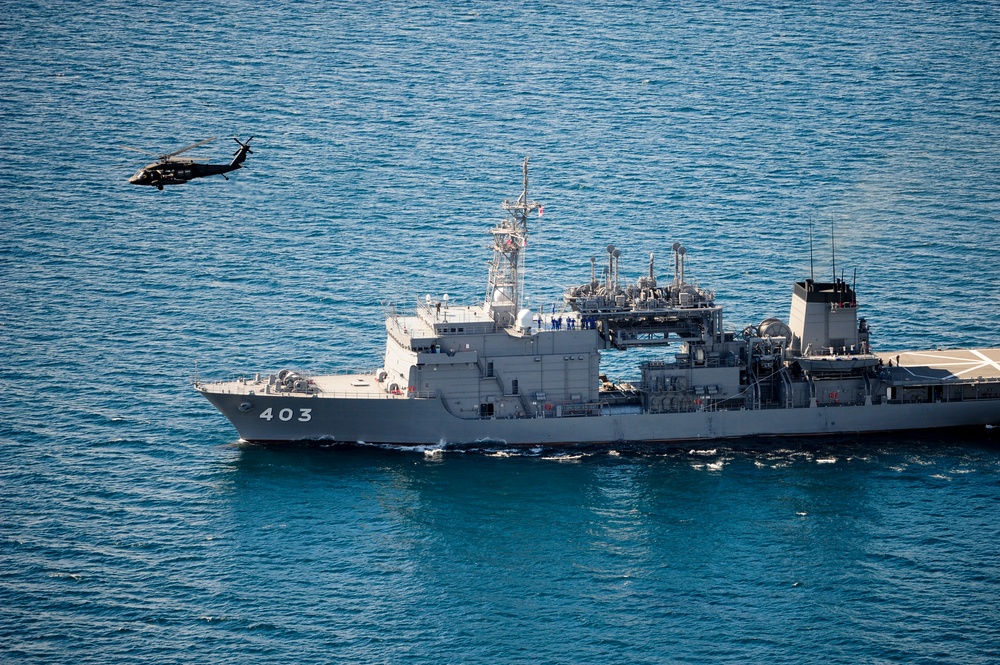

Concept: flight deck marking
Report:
left=969, top=349, right=1000, bottom=375
left=898, top=349, right=1000, bottom=379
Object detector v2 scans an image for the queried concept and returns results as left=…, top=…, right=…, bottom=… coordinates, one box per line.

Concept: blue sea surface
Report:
left=2, top=1, right=1000, bottom=663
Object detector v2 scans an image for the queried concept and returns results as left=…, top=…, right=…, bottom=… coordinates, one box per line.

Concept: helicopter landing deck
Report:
left=879, top=348, right=1000, bottom=383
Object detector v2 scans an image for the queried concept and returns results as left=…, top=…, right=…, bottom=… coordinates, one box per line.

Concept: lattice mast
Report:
left=484, top=157, right=540, bottom=327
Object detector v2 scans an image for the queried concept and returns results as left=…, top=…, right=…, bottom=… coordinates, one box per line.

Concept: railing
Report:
left=414, top=300, right=499, bottom=333
left=202, top=385, right=402, bottom=400
left=200, top=374, right=1000, bottom=413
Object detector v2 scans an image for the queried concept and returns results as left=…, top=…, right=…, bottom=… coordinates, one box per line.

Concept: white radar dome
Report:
left=516, top=308, right=534, bottom=331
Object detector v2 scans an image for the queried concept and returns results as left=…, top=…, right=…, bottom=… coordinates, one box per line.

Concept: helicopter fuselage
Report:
left=129, top=160, right=242, bottom=188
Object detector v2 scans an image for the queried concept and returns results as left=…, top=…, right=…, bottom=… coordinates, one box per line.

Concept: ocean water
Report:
left=2, top=1, right=1000, bottom=662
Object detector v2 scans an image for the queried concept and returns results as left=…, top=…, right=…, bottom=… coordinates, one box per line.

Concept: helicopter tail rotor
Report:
left=230, top=137, right=254, bottom=167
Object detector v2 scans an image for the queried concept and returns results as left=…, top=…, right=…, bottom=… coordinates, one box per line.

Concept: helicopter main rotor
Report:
left=120, top=137, right=217, bottom=161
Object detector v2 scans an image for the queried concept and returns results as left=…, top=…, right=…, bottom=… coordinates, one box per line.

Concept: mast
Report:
left=809, top=219, right=815, bottom=282
left=830, top=218, right=837, bottom=285
left=484, top=157, right=540, bottom=327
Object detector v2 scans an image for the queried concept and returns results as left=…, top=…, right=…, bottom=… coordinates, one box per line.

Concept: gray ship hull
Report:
left=199, top=387, right=999, bottom=447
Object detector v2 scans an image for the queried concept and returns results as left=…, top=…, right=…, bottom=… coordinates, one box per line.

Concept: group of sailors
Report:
left=535, top=314, right=600, bottom=331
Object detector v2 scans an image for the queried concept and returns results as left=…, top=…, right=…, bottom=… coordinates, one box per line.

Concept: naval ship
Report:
left=197, top=159, right=1000, bottom=446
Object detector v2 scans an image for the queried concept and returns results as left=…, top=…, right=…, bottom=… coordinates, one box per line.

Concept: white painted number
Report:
left=259, top=407, right=312, bottom=423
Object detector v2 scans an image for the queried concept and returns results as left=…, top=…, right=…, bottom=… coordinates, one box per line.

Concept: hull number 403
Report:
left=259, top=407, right=312, bottom=422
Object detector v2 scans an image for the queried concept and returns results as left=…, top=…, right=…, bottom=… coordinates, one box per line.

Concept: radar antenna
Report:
left=484, top=157, right=540, bottom=327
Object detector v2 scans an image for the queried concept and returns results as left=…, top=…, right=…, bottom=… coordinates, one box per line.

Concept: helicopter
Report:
left=124, top=137, right=253, bottom=190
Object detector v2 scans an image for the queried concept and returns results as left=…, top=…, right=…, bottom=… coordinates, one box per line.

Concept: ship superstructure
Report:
left=196, top=159, right=1000, bottom=446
